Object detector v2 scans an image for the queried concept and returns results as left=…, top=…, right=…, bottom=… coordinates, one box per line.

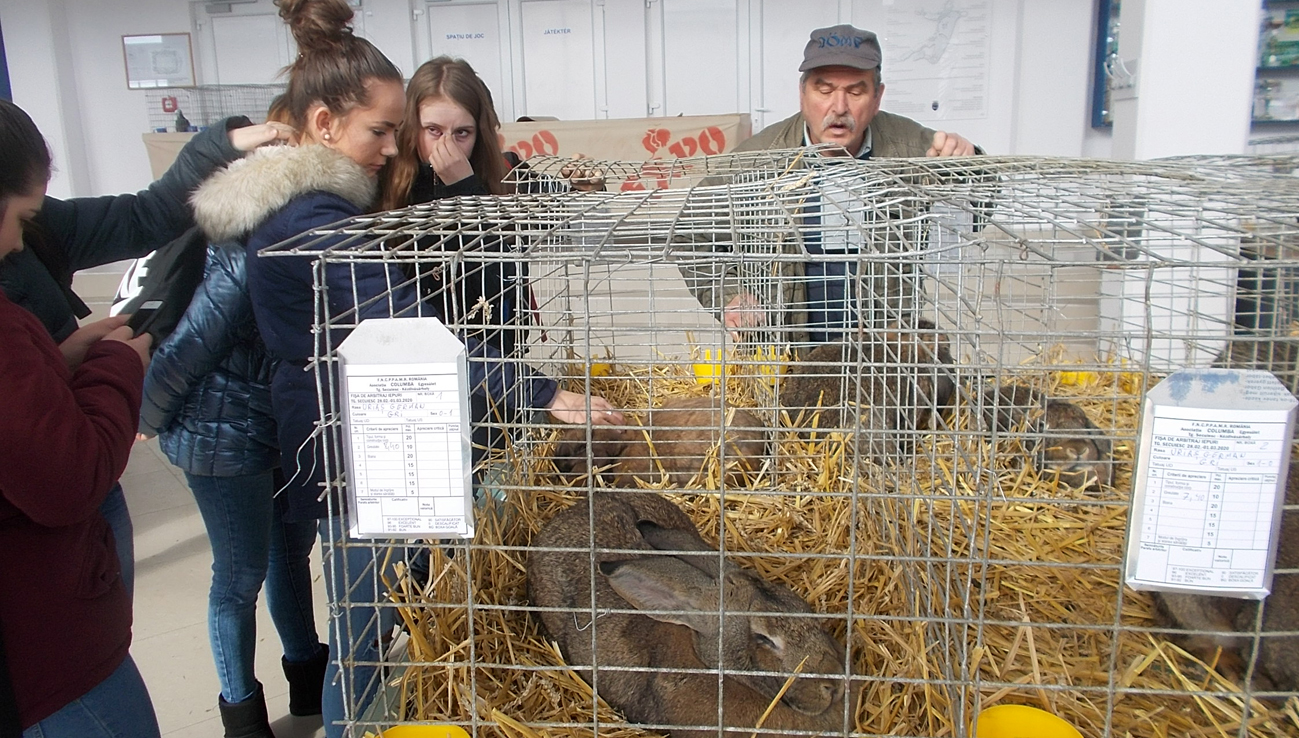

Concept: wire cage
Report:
left=260, top=150, right=1299, bottom=738
left=143, top=84, right=285, bottom=132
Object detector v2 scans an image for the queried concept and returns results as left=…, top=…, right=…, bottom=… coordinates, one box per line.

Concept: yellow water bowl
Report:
left=692, top=347, right=785, bottom=386
left=1057, top=370, right=1098, bottom=386
left=972, top=704, right=1082, bottom=738
left=368, top=726, right=471, bottom=738
left=589, top=362, right=613, bottom=377
left=692, top=348, right=725, bottom=384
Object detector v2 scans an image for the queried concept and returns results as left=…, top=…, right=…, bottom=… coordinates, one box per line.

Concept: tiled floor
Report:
left=75, top=263, right=329, bottom=738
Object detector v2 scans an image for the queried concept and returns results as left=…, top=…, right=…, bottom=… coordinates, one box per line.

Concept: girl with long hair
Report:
left=232, top=4, right=621, bottom=736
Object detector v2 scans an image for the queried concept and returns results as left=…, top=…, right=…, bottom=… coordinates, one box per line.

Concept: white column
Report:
left=1110, top=0, right=1258, bottom=160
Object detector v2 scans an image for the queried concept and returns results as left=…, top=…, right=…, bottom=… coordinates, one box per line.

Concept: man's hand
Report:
left=104, top=326, right=153, bottom=371
left=723, top=292, right=766, bottom=340
left=59, top=315, right=130, bottom=371
left=926, top=130, right=976, bottom=157
left=547, top=390, right=624, bottom=425
left=428, top=135, right=475, bottom=185
left=229, top=122, right=296, bottom=152
left=559, top=154, right=606, bottom=192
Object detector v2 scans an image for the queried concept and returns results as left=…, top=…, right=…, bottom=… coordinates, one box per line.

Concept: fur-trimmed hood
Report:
left=192, top=144, right=376, bottom=242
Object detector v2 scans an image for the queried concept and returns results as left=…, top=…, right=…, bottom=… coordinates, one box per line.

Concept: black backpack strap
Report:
left=25, top=224, right=92, bottom=320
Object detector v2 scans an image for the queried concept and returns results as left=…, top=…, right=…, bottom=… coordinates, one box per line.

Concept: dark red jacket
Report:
left=0, top=291, right=143, bottom=728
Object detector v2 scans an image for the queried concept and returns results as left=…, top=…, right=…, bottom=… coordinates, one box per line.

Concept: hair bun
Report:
left=277, top=0, right=354, bottom=54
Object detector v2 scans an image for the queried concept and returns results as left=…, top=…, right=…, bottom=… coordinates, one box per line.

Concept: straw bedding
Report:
left=382, top=355, right=1299, bottom=738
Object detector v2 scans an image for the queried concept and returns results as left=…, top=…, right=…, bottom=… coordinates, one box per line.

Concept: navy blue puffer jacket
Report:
left=139, top=233, right=277, bottom=476
left=223, top=145, right=559, bottom=521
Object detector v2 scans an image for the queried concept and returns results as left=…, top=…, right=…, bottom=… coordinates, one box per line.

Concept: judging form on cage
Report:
left=344, top=369, right=470, bottom=537
left=1129, top=408, right=1289, bottom=594
left=336, top=318, right=474, bottom=540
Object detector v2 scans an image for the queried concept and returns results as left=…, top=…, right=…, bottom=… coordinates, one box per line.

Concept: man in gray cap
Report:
left=739, top=24, right=976, bottom=159
left=682, top=24, right=978, bottom=344
left=743, top=25, right=976, bottom=157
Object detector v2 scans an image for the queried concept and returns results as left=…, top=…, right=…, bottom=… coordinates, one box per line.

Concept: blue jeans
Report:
left=186, top=470, right=322, bottom=703
left=99, top=483, right=133, bottom=599
left=319, top=515, right=397, bottom=738
left=22, top=656, right=159, bottom=738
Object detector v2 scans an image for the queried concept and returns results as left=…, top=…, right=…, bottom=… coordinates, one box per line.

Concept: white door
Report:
left=519, top=0, right=598, bottom=120
left=660, top=0, right=740, bottom=117
left=755, top=0, right=840, bottom=130
left=426, top=2, right=510, bottom=122
left=210, top=13, right=294, bottom=85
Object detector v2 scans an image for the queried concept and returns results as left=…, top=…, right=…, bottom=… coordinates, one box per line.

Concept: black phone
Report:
left=127, top=300, right=162, bottom=334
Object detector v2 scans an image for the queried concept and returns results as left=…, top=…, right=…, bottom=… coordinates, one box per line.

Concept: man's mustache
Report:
left=821, top=114, right=856, bottom=134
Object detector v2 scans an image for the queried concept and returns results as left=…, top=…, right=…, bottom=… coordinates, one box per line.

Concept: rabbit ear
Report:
left=637, top=522, right=725, bottom=579
left=600, top=558, right=719, bottom=631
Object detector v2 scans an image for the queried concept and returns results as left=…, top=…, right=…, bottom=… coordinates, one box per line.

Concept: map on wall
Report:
left=882, top=0, right=991, bottom=121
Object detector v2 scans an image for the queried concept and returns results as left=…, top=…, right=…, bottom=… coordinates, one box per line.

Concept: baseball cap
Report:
left=799, top=24, right=882, bottom=73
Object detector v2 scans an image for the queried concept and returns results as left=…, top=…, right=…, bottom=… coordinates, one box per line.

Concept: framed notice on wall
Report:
left=122, top=33, right=195, bottom=89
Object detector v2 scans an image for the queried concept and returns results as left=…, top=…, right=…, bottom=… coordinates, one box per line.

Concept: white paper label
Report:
left=1130, top=409, right=1288, bottom=591
left=344, top=368, right=471, bottom=538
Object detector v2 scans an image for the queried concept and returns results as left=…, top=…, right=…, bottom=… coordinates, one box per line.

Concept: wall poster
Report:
left=882, top=0, right=991, bottom=121
left=122, top=33, right=195, bottom=89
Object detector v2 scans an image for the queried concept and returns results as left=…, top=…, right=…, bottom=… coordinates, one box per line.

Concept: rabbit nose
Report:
left=820, top=679, right=841, bottom=701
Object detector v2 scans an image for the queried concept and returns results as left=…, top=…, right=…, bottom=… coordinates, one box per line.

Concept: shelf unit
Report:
left=1255, top=1, right=1299, bottom=126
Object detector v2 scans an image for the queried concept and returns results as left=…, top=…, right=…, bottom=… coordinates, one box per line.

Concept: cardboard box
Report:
left=141, top=112, right=752, bottom=182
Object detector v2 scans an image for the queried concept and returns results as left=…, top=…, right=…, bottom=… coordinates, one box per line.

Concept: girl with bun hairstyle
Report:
left=227, top=2, right=622, bottom=735
left=203, top=1, right=404, bottom=733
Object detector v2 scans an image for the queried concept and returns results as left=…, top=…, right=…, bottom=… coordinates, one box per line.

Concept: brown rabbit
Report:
left=982, top=384, right=1112, bottom=489
left=527, top=492, right=848, bottom=737
left=1212, top=337, right=1299, bottom=396
left=780, top=319, right=956, bottom=456
left=551, top=396, right=768, bottom=488
left=1152, top=461, right=1299, bottom=693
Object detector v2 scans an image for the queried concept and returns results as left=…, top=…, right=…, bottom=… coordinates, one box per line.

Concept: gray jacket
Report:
left=678, top=111, right=946, bottom=347
left=737, top=110, right=936, bottom=157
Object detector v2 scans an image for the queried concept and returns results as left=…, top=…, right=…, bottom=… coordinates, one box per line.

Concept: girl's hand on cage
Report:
left=547, top=390, right=625, bottom=426
left=560, top=155, right=605, bottom=192
left=428, top=135, right=474, bottom=185
left=229, top=122, right=296, bottom=152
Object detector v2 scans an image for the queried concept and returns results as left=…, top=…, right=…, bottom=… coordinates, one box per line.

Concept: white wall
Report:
left=1110, top=0, right=1257, bottom=159
left=0, top=0, right=1169, bottom=199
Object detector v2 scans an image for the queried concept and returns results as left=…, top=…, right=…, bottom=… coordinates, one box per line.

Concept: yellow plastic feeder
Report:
left=365, top=727, right=470, bottom=738
left=972, top=704, right=1082, bottom=738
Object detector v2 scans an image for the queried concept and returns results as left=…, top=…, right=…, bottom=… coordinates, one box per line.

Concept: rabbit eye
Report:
left=753, top=632, right=779, bottom=651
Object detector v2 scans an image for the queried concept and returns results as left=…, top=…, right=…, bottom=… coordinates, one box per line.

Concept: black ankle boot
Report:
left=282, top=644, right=329, bottom=717
left=218, top=682, right=275, bottom=738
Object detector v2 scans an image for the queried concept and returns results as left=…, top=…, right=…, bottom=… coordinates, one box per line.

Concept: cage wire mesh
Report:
left=143, top=84, right=285, bottom=131
left=259, top=150, right=1299, bottom=737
